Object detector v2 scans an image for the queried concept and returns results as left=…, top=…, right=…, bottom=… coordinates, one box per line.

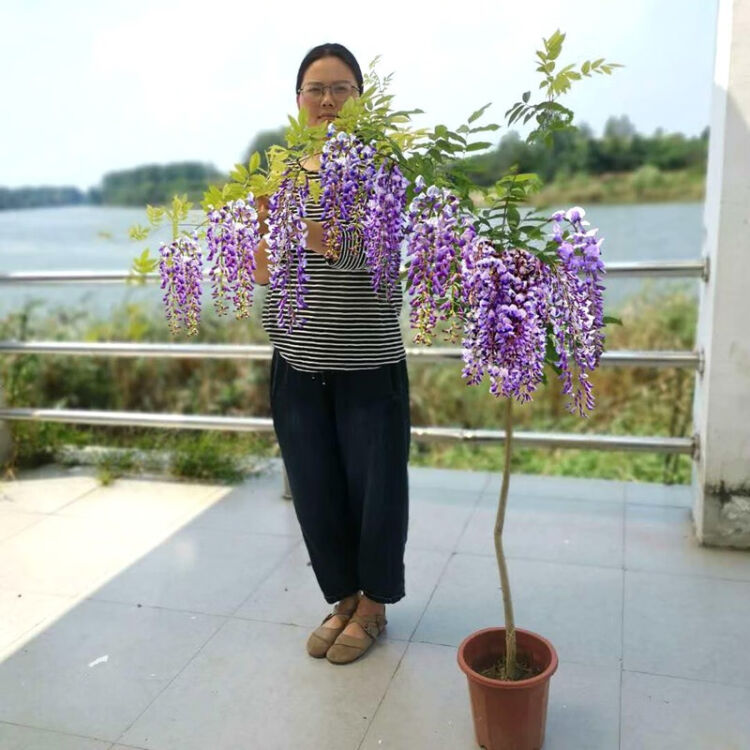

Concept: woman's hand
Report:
left=256, top=195, right=269, bottom=236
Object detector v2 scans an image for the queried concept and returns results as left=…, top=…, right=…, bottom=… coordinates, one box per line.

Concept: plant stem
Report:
left=494, top=396, right=517, bottom=679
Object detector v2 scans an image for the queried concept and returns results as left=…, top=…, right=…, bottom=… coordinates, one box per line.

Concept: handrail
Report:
left=0, top=407, right=696, bottom=456
left=0, top=258, right=708, bottom=284
left=0, top=259, right=704, bottom=463
left=0, top=341, right=703, bottom=370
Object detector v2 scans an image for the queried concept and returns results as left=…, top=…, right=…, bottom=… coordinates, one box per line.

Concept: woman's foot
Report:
left=340, top=594, right=385, bottom=638
left=306, top=592, right=361, bottom=657
left=320, top=592, right=360, bottom=630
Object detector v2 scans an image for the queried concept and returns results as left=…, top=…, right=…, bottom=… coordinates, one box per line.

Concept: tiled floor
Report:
left=1, top=460, right=749, bottom=749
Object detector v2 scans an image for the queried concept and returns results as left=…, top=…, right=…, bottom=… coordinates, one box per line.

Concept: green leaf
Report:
left=522, top=90, right=531, bottom=103
left=469, top=123, right=500, bottom=133
left=230, top=163, right=249, bottom=182
left=128, top=224, right=150, bottom=241
left=466, top=141, right=492, bottom=152
left=468, top=102, right=492, bottom=124
left=249, top=151, right=261, bottom=174
left=145, top=205, right=165, bottom=226
left=603, top=315, right=623, bottom=326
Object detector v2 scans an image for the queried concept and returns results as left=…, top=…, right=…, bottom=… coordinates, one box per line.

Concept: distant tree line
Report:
left=1, top=116, right=708, bottom=210
left=0, top=162, right=225, bottom=210
left=94, top=162, right=226, bottom=206
left=0, top=185, right=88, bottom=210
left=240, top=116, right=709, bottom=188
left=461, top=115, right=709, bottom=187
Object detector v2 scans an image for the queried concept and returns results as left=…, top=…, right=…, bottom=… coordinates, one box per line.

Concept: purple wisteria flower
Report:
left=404, top=178, right=476, bottom=344
left=362, top=160, right=408, bottom=300
left=320, top=124, right=377, bottom=262
left=267, top=172, right=310, bottom=332
left=205, top=194, right=261, bottom=319
left=159, top=231, right=203, bottom=337
left=460, top=239, right=552, bottom=402
left=547, top=206, right=606, bottom=417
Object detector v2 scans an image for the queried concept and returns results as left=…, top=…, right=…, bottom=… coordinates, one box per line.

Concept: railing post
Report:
left=691, top=0, right=750, bottom=548
left=0, top=387, right=11, bottom=470
left=281, top=462, right=293, bottom=501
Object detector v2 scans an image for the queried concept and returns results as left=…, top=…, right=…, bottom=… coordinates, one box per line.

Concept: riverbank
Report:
left=472, top=167, right=705, bottom=208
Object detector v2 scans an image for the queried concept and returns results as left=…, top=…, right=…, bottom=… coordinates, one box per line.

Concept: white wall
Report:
left=692, top=0, right=750, bottom=548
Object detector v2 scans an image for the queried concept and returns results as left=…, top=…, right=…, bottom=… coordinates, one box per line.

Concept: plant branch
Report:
left=494, top=396, right=517, bottom=679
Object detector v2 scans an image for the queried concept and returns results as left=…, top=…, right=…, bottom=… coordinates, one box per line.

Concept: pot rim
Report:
left=456, top=626, right=559, bottom=689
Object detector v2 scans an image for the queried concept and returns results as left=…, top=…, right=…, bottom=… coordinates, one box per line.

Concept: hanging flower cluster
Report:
left=460, top=240, right=552, bottom=402
left=362, top=160, right=409, bottom=301
left=159, top=232, right=203, bottom=337
left=547, top=206, right=606, bottom=416
left=320, top=126, right=377, bottom=261
left=267, top=171, right=311, bottom=333
left=205, top=195, right=261, bottom=319
left=404, top=176, right=477, bottom=345
left=402, top=181, right=607, bottom=415
left=320, top=124, right=407, bottom=300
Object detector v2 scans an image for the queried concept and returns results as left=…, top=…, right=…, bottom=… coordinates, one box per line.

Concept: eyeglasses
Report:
left=297, top=82, right=360, bottom=102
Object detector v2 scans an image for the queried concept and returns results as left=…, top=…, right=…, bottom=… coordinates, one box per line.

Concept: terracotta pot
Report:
left=457, top=627, right=558, bottom=750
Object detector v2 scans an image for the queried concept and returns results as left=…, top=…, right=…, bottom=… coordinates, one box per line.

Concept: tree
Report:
left=603, top=114, right=636, bottom=139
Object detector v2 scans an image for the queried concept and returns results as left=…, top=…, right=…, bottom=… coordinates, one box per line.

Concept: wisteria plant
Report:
left=129, top=30, right=621, bottom=681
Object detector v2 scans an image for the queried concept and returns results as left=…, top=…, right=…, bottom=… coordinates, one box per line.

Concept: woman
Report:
left=252, top=42, right=410, bottom=665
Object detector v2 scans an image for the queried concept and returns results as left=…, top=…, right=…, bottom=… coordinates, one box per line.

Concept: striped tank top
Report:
left=260, top=168, right=406, bottom=372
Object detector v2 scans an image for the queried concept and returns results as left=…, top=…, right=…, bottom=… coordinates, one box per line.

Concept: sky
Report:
left=1, top=0, right=719, bottom=191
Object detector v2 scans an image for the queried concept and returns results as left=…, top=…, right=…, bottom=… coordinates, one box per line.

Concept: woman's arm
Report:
left=303, top=218, right=367, bottom=271
left=254, top=214, right=368, bottom=286
left=252, top=237, right=270, bottom=285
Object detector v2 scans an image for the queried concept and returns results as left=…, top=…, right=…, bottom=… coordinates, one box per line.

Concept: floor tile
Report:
left=483, top=473, right=626, bottom=504
left=237, top=543, right=451, bottom=642
left=414, top=553, right=623, bottom=668
left=407, top=488, right=481, bottom=552
left=0, top=465, right=100, bottom=513
left=624, top=481, right=692, bottom=507
left=118, top=617, right=408, bottom=750
left=90, top=526, right=298, bottom=615
left=0, top=722, right=110, bottom=750
left=409, top=466, right=490, bottom=493
left=0, top=599, right=224, bottom=741
left=460, top=495, right=624, bottom=568
left=0, top=515, right=166, bottom=597
left=0, top=589, right=75, bottom=661
left=361, top=642, right=621, bottom=750
left=0, top=507, right=45, bottom=541
left=626, top=503, right=750, bottom=580
left=624, top=570, right=750, bottom=687
left=621, top=669, right=750, bottom=749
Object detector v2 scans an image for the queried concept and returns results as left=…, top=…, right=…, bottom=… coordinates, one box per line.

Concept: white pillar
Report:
left=692, top=0, right=750, bottom=548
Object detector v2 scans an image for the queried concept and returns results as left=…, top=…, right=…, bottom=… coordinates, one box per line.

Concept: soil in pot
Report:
left=479, top=651, right=544, bottom=681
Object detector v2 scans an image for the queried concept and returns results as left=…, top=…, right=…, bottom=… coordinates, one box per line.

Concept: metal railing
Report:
left=0, top=260, right=704, bottom=459
left=0, top=259, right=709, bottom=284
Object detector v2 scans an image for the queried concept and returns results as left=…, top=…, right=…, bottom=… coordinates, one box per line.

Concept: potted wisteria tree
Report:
left=131, top=30, right=620, bottom=750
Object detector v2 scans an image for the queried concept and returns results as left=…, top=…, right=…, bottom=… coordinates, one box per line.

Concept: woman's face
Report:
left=297, top=56, right=360, bottom=128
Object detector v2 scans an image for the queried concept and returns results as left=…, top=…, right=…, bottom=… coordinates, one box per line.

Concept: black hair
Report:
left=295, top=42, right=364, bottom=94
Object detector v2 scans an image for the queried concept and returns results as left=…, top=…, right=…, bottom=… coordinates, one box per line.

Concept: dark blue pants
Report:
left=269, top=348, right=410, bottom=605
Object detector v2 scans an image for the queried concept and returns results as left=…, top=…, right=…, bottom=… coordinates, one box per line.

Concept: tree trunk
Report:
left=494, top=396, right=517, bottom=679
